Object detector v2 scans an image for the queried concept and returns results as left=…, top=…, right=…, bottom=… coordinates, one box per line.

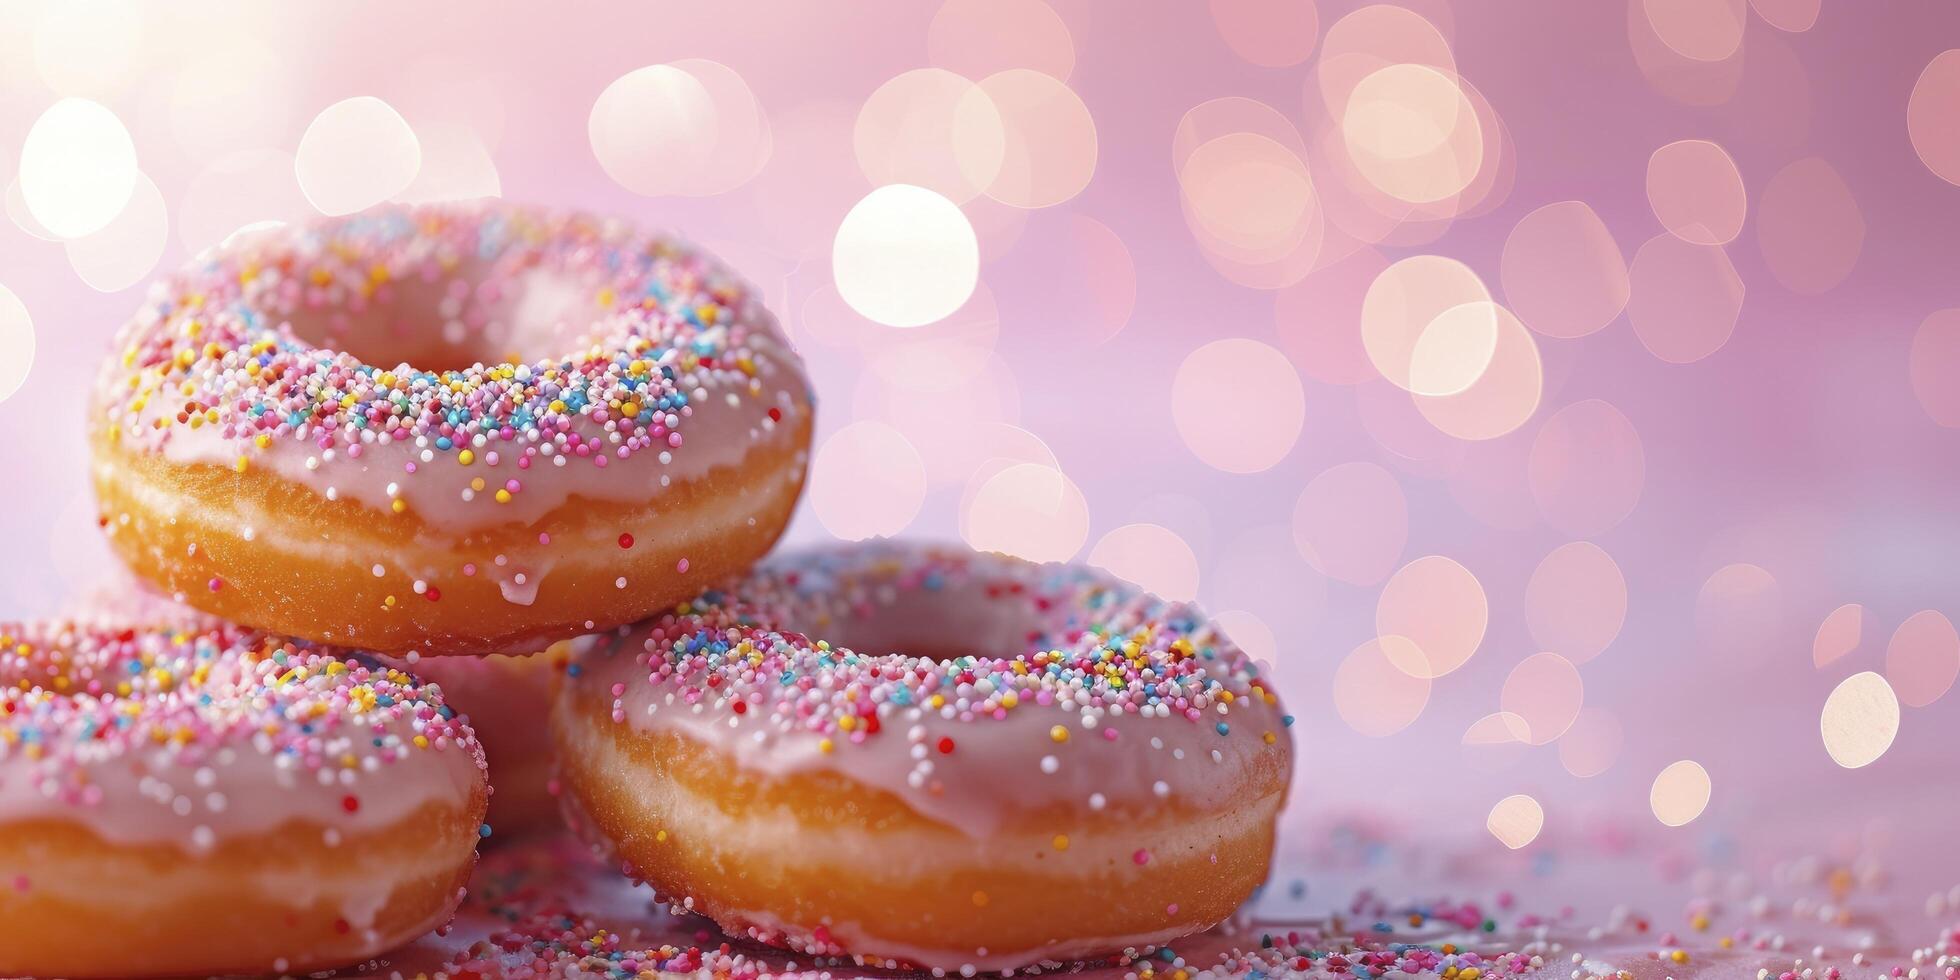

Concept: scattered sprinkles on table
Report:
left=92, top=201, right=806, bottom=526
left=0, top=617, right=485, bottom=852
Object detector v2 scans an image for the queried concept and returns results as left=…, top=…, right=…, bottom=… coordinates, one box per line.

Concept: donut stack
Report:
left=2, top=202, right=1293, bottom=977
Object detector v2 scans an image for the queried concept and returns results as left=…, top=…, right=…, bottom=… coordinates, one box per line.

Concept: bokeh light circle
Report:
left=1558, top=707, right=1623, bottom=778
left=1376, top=556, right=1488, bottom=678
left=1170, top=339, right=1307, bottom=474
left=1750, top=0, right=1820, bottom=32
left=1292, top=462, right=1407, bottom=586
left=960, top=462, right=1090, bottom=563
left=1885, top=610, right=1960, bottom=708
left=1695, top=563, right=1782, bottom=662
left=1528, top=399, right=1646, bottom=536
left=1813, top=603, right=1864, bottom=669
left=1209, top=0, right=1320, bottom=67
left=1756, top=157, right=1864, bottom=294
left=0, top=285, right=34, bottom=406
left=1362, top=255, right=1497, bottom=396
left=832, top=184, right=980, bottom=328
left=1627, top=234, right=1745, bottom=364
left=1088, top=523, right=1200, bottom=602
left=1341, top=64, right=1484, bottom=205
left=1500, top=201, right=1628, bottom=339
left=1333, top=636, right=1432, bottom=737
left=1909, top=309, right=1960, bottom=428
left=1413, top=302, right=1543, bottom=440
left=1525, top=542, right=1628, bottom=664
left=927, top=0, right=1076, bottom=81
left=65, top=172, right=168, bottom=292
left=296, top=96, right=421, bottom=216
left=1820, top=671, right=1900, bottom=770
left=807, top=421, right=927, bottom=540
left=1650, top=759, right=1713, bottom=827
left=1486, top=794, right=1544, bottom=849
left=1642, top=0, right=1745, bottom=62
left=589, top=63, right=770, bottom=199
left=1909, top=51, right=1960, bottom=187
left=1646, top=140, right=1746, bottom=245
left=855, top=68, right=1004, bottom=203
left=19, top=97, right=139, bottom=239
left=974, top=69, right=1098, bottom=209
left=1316, top=5, right=1455, bottom=120
left=1500, top=652, right=1585, bottom=744
left=1179, top=133, right=1320, bottom=267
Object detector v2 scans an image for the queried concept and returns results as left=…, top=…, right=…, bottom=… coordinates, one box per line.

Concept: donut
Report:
left=0, top=618, right=489, bottom=977
left=403, top=647, right=567, bottom=841
left=553, top=540, right=1295, bottom=972
left=90, top=202, right=814, bottom=655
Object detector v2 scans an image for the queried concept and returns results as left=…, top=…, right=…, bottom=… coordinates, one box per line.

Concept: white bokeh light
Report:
left=0, top=285, right=33, bottom=406
left=295, top=96, right=422, bottom=216
left=832, top=184, right=980, bottom=328
left=19, top=98, right=139, bottom=239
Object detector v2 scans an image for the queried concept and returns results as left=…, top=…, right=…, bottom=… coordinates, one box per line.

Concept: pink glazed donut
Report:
left=90, top=202, right=814, bottom=655
left=0, top=617, right=488, bottom=977
left=554, top=539, right=1295, bottom=973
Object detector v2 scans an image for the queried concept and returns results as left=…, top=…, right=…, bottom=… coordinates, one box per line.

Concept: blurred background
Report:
left=0, top=0, right=1953, bottom=877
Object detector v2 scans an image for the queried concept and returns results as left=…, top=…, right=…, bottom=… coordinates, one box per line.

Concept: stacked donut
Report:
left=6, top=201, right=1291, bottom=976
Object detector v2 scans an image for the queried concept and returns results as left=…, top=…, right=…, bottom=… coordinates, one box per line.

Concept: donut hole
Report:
left=281, top=259, right=613, bottom=374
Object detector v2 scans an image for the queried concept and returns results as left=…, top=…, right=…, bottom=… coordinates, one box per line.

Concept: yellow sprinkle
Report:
left=470, top=477, right=486, bottom=492
left=1670, top=951, right=1689, bottom=965
left=1691, top=914, right=1711, bottom=931
left=1263, top=732, right=1278, bottom=744
left=656, top=829, right=668, bottom=843
left=1000, top=691, right=1019, bottom=709
left=818, top=738, right=834, bottom=754
left=391, top=499, right=408, bottom=514
left=1052, top=834, right=1069, bottom=851
left=384, top=595, right=397, bottom=608
left=495, top=489, right=512, bottom=504
left=838, top=715, right=858, bottom=732
left=1049, top=725, right=1069, bottom=743
left=458, top=449, right=474, bottom=465
left=233, top=456, right=249, bottom=474
left=413, top=735, right=429, bottom=749
left=1719, top=937, right=1734, bottom=950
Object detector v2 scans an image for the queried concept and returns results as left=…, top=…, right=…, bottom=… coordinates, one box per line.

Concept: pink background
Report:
left=1, top=0, right=1955, bottom=869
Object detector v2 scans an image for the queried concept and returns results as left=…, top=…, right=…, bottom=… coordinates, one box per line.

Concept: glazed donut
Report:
left=90, top=202, right=814, bottom=655
left=403, top=647, right=567, bottom=840
left=553, top=540, right=1294, bottom=973
left=0, top=618, right=488, bottom=978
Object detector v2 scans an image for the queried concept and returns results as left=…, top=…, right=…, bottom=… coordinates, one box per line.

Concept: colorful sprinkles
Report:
left=94, top=201, right=804, bottom=524
left=577, top=539, right=1289, bottom=765
left=0, top=618, right=485, bottom=850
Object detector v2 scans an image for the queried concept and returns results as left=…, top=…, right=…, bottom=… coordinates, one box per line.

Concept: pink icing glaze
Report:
left=563, top=539, right=1294, bottom=837
left=0, top=617, right=486, bottom=850
left=93, top=202, right=812, bottom=533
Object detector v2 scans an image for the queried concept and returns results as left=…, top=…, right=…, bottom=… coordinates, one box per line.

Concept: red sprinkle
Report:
left=618, top=533, right=634, bottom=549
left=937, top=737, right=956, bottom=754
left=341, top=795, right=360, bottom=813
